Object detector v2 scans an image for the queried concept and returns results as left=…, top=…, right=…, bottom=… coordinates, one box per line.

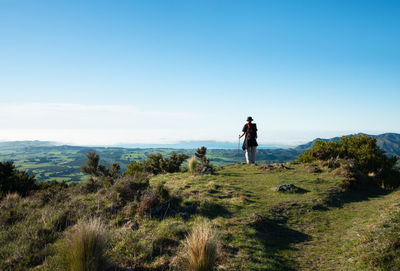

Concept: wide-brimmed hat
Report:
left=246, top=116, right=253, bottom=121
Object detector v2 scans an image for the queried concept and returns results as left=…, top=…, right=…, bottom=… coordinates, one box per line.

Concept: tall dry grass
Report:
left=188, top=156, right=199, bottom=175
left=182, top=221, right=219, bottom=271
left=2, top=192, right=21, bottom=208
left=65, top=218, right=109, bottom=271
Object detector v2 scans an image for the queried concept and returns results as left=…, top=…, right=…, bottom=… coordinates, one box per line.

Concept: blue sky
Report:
left=0, top=0, right=399, bottom=146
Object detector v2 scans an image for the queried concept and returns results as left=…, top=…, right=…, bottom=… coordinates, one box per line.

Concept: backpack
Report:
left=246, top=123, right=257, bottom=139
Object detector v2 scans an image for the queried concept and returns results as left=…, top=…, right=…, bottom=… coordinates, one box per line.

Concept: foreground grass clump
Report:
left=188, top=156, right=200, bottom=175
left=181, top=220, right=219, bottom=271
left=64, top=218, right=109, bottom=271
left=2, top=192, right=21, bottom=208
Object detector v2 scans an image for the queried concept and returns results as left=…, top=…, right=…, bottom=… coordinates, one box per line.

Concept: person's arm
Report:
left=239, top=124, right=247, bottom=139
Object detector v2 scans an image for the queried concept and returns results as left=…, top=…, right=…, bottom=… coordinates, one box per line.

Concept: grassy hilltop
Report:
left=1, top=166, right=400, bottom=270
left=1, top=135, right=400, bottom=270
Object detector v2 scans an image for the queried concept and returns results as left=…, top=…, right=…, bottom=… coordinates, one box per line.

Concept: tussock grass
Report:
left=2, top=192, right=20, bottom=207
left=65, top=218, right=109, bottom=271
left=188, top=156, right=199, bottom=175
left=182, top=220, right=219, bottom=271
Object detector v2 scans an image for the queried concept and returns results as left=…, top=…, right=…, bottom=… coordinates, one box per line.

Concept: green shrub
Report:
left=126, top=160, right=147, bottom=176
left=195, top=147, right=210, bottom=168
left=296, top=150, right=317, bottom=163
left=110, top=175, right=149, bottom=205
left=297, top=135, right=399, bottom=188
left=64, top=218, right=109, bottom=271
left=81, top=151, right=121, bottom=181
left=161, top=152, right=189, bottom=173
left=81, top=151, right=101, bottom=177
left=126, top=152, right=188, bottom=176
left=0, top=161, right=36, bottom=197
left=155, top=182, right=170, bottom=203
left=145, top=153, right=165, bottom=175
left=82, top=177, right=102, bottom=194
left=137, top=189, right=160, bottom=217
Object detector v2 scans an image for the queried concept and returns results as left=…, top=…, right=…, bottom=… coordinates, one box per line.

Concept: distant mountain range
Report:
left=1, top=133, right=399, bottom=156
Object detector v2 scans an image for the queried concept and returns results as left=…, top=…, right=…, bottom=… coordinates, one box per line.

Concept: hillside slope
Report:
left=1, top=163, right=399, bottom=270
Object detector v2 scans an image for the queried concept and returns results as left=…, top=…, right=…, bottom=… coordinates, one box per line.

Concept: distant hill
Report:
left=376, top=133, right=400, bottom=157
left=0, top=140, right=55, bottom=148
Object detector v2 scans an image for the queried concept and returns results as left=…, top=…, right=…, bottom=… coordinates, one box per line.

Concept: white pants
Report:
left=245, top=146, right=257, bottom=164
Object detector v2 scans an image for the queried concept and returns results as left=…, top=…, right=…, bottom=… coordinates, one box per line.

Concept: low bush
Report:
left=126, top=152, right=188, bottom=176
left=81, top=151, right=121, bottom=183
left=195, top=146, right=214, bottom=169
left=298, top=135, right=397, bottom=174
left=36, top=181, right=69, bottom=205
left=137, top=190, right=160, bottom=217
left=0, top=161, right=36, bottom=197
left=161, top=152, right=189, bottom=173
left=109, top=175, right=149, bottom=206
left=155, top=182, right=170, bottom=203
left=82, top=177, right=102, bottom=194
left=296, top=135, right=399, bottom=189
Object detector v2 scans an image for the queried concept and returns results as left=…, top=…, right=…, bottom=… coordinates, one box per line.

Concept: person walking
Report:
left=239, top=116, right=258, bottom=164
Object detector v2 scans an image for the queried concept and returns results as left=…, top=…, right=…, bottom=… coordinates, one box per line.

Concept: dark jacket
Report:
left=242, top=123, right=258, bottom=150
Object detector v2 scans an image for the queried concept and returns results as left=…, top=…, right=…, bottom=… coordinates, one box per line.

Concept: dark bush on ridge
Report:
left=81, top=151, right=121, bottom=179
left=296, top=135, right=399, bottom=189
left=110, top=175, right=150, bottom=205
left=195, top=146, right=210, bottom=168
left=0, top=161, right=36, bottom=197
left=297, top=135, right=397, bottom=174
left=81, top=151, right=123, bottom=190
left=126, top=152, right=188, bottom=176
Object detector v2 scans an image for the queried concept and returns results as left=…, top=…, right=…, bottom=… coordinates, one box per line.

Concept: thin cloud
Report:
left=0, top=103, right=203, bottom=129
left=0, top=103, right=214, bottom=145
